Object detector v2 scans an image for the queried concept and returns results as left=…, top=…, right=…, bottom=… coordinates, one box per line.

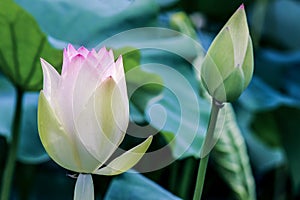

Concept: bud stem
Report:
left=193, top=98, right=223, bottom=200
left=1, top=88, right=24, bottom=200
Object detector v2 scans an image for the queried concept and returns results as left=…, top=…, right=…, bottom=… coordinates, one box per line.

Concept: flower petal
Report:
left=224, top=5, right=249, bottom=67
left=241, top=36, right=254, bottom=89
left=204, top=25, right=235, bottom=79
left=114, top=56, right=128, bottom=101
left=67, top=44, right=78, bottom=57
left=96, top=49, right=115, bottom=79
left=214, top=67, right=245, bottom=102
left=40, top=58, right=60, bottom=104
left=94, top=77, right=129, bottom=146
left=38, top=91, right=81, bottom=172
left=39, top=92, right=102, bottom=173
left=77, top=46, right=89, bottom=57
left=75, top=77, right=129, bottom=166
left=96, top=47, right=107, bottom=59
left=56, top=54, right=84, bottom=133
left=93, top=136, right=152, bottom=176
left=62, top=45, right=85, bottom=76
left=72, top=58, right=100, bottom=119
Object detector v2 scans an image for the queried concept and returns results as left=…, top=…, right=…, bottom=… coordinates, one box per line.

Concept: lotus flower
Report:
left=38, top=44, right=152, bottom=175
left=201, top=4, right=254, bottom=103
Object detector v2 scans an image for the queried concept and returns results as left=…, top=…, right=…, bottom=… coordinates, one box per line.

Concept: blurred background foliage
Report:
left=1, top=0, right=300, bottom=199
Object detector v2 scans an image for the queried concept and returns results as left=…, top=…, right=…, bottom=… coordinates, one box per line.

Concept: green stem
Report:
left=178, top=157, right=196, bottom=199
left=193, top=155, right=209, bottom=200
left=1, top=88, right=23, bottom=200
left=193, top=99, right=223, bottom=200
left=168, top=161, right=179, bottom=193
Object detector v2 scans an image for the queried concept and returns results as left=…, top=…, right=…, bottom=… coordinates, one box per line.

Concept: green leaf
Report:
left=113, top=47, right=164, bottom=123
left=0, top=0, right=62, bottom=91
left=211, top=104, right=256, bottom=200
left=18, top=92, right=49, bottom=163
left=253, top=0, right=300, bottom=50
left=180, top=0, right=250, bottom=20
left=100, top=27, right=202, bottom=60
left=235, top=104, right=285, bottom=174
left=144, top=58, right=210, bottom=159
left=250, top=112, right=282, bottom=148
left=274, top=106, right=300, bottom=192
left=0, top=73, right=48, bottom=163
left=104, top=171, right=181, bottom=200
left=237, top=104, right=300, bottom=193
left=15, top=163, right=76, bottom=199
left=170, top=12, right=198, bottom=40
left=0, top=74, right=15, bottom=139
left=104, top=27, right=205, bottom=159
left=239, top=76, right=300, bottom=112
left=16, top=0, right=159, bottom=47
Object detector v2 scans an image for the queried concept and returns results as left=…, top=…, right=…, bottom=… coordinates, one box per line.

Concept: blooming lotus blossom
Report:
left=38, top=44, right=152, bottom=175
left=201, top=4, right=253, bottom=103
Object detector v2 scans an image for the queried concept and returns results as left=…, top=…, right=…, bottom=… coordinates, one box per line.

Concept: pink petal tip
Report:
left=239, top=3, right=244, bottom=9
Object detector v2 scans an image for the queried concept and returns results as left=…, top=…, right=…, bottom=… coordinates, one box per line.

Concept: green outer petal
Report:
left=201, top=22, right=235, bottom=99
left=241, top=36, right=254, bottom=89
left=201, top=55, right=222, bottom=98
left=74, top=174, right=94, bottom=200
left=224, top=5, right=249, bottom=66
left=201, top=5, right=253, bottom=103
left=38, top=91, right=81, bottom=172
left=93, top=136, right=153, bottom=176
left=214, top=67, right=244, bottom=102
left=205, top=25, right=235, bottom=79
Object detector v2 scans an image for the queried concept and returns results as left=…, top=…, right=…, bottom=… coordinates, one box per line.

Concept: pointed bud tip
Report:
left=239, top=4, right=244, bottom=9
left=67, top=43, right=74, bottom=49
left=40, top=58, right=48, bottom=66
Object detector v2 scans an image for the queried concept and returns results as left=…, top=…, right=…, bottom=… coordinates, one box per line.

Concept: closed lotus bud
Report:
left=38, top=44, right=152, bottom=175
left=201, top=4, right=254, bottom=103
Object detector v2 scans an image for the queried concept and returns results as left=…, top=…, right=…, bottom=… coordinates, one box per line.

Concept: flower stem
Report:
left=1, top=88, right=23, bottom=200
left=193, top=99, right=223, bottom=200
left=74, top=174, right=94, bottom=200
left=179, top=157, right=196, bottom=199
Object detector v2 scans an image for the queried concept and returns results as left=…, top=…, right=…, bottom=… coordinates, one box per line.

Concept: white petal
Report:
left=94, top=77, right=129, bottom=144
left=75, top=77, right=129, bottom=165
left=40, top=58, right=60, bottom=104
left=56, top=54, right=84, bottom=133
left=77, top=46, right=89, bottom=57
left=67, top=44, right=78, bottom=57
left=96, top=50, right=115, bottom=79
left=93, top=136, right=153, bottom=176
left=42, top=57, right=103, bottom=173
left=114, top=56, right=128, bottom=103
left=97, top=47, right=107, bottom=58
left=38, top=92, right=101, bottom=173
left=38, top=92, right=81, bottom=172
left=72, top=59, right=100, bottom=119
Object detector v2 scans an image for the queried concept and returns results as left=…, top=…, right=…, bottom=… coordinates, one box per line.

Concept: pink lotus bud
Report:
left=38, top=44, right=152, bottom=174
